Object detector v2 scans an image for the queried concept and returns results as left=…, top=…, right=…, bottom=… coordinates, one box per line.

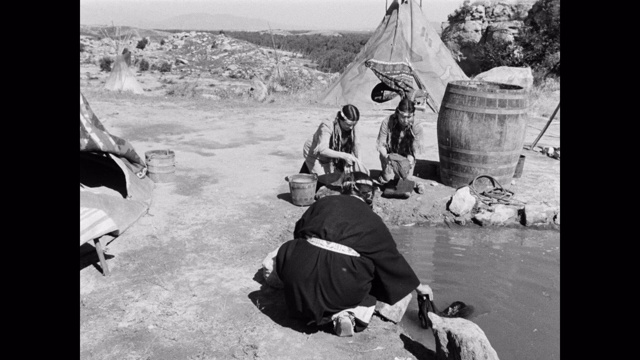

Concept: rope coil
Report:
left=468, top=175, right=526, bottom=207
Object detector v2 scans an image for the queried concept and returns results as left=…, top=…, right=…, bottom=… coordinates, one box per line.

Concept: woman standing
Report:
left=375, top=96, right=424, bottom=185
left=302, top=104, right=368, bottom=177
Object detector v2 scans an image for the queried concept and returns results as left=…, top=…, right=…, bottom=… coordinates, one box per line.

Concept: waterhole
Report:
left=392, top=226, right=560, bottom=360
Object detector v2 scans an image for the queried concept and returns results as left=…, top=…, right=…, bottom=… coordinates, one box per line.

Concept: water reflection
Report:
left=391, top=226, right=560, bottom=360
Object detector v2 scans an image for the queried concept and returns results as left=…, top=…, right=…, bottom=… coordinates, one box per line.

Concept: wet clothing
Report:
left=276, top=195, right=420, bottom=325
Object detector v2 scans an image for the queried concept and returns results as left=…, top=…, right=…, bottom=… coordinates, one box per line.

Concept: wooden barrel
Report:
left=145, top=149, right=175, bottom=183
left=437, top=80, right=528, bottom=188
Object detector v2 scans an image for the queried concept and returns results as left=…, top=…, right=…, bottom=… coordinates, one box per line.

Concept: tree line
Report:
left=223, top=31, right=371, bottom=74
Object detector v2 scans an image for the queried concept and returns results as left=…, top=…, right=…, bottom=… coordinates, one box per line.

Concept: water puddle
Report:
left=391, top=226, right=560, bottom=360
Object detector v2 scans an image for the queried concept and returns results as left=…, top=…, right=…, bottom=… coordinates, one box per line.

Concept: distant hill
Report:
left=80, top=24, right=173, bottom=42
left=149, top=13, right=297, bottom=32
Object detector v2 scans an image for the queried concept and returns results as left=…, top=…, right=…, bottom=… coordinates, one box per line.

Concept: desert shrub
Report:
left=139, top=58, right=150, bottom=71
left=165, top=81, right=202, bottom=98
left=224, top=31, right=371, bottom=73
left=273, top=70, right=314, bottom=94
left=447, top=3, right=473, bottom=23
left=160, top=39, right=166, bottom=46
left=158, top=61, right=172, bottom=73
left=472, top=40, right=525, bottom=72
left=136, top=37, right=149, bottom=50
left=99, top=56, right=113, bottom=72
left=517, top=0, right=560, bottom=78
left=80, top=42, right=86, bottom=52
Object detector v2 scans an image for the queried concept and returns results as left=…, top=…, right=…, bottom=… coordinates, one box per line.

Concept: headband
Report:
left=355, top=179, right=373, bottom=187
left=339, top=110, right=357, bottom=126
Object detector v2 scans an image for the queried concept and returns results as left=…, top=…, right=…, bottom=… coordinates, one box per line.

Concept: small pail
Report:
left=145, top=149, right=175, bottom=183
left=288, top=173, right=318, bottom=206
left=513, top=154, right=526, bottom=178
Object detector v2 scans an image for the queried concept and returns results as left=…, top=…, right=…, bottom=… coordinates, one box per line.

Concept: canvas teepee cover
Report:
left=80, top=92, right=153, bottom=245
left=104, top=51, right=145, bottom=94
left=319, top=0, right=468, bottom=111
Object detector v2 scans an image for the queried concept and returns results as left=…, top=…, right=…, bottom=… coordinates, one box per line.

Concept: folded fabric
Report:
left=387, top=153, right=412, bottom=180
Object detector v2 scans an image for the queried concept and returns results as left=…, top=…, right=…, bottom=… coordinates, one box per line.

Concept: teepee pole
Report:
left=409, top=0, right=414, bottom=57
left=530, top=102, right=560, bottom=149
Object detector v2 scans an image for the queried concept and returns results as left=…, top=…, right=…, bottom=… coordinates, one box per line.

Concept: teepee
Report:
left=102, top=26, right=144, bottom=95
left=319, top=0, right=468, bottom=112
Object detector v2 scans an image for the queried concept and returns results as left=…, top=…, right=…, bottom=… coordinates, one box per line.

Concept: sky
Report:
left=80, top=0, right=466, bottom=31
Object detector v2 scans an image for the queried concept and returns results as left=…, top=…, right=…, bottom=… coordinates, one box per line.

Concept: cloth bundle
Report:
left=387, top=153, right=412, bottom=180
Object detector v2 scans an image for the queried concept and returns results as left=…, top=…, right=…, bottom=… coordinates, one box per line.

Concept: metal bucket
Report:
left=288, top=173, right=317, bottom=206
left=145, top=149, right=175, bottom=183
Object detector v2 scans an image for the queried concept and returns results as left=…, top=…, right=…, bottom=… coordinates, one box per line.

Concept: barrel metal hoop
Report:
left=440, top=168, right=513, bottom=179
left=438, top=155, right=518, bottom=170
left=438, top=144, right=522, bottom=157
left=442, top=103, right=527, bottom=115
left=446, top=87, right=527, bottom=100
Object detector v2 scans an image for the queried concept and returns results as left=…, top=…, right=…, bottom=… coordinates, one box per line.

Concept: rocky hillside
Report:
left=80, top=26, right=339, bottom=100
left=440, top=0, right=536, bottom=74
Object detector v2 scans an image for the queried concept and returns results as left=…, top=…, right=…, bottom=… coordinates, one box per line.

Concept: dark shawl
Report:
left=276, top=195, right=420, bottom=324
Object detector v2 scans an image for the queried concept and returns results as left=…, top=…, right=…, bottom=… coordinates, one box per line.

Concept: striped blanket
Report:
left=364, top=59, right=439, bottom=112
left=80, top=92, right=153, bottom=246
left=80, top=207, right=118, bottom=245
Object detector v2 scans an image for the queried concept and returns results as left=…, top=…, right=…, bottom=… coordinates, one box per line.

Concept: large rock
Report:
left=481, top=20, right=524, bottom=43
left=429, top=312, right=499, bottom=360
left=473, top=204, right=517, bottom=226
left=448, top=186, right=476, bottom=216
left=473, top=66, right=534, bottom=90
left=441, top=1, right=535, bottom=74
left=523, top=203, right=557, bottom=226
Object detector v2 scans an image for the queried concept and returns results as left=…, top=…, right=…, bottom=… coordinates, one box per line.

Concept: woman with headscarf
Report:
left=274, top=172, right=433, bottom=337
left=375, top=96, right=424, bottom=185
left=301, top=104, right=368, bottom=179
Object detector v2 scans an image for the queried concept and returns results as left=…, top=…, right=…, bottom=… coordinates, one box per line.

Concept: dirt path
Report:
left=80, top=89, right=559, bottom=360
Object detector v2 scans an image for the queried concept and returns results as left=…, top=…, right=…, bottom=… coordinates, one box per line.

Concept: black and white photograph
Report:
left=80, top=0, right=560, bottom=359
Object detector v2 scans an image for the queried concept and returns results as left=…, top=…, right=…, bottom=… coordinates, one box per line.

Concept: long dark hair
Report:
left=389, top=97, right=416, bottom=156
left=330, top=104, right=359, bottom=170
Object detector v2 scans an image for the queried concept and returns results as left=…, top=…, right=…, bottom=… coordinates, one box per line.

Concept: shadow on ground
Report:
left=413, top=160, right=441, bottom=182
left=80, top=242, right=114, bottom=274
left=247, top=269, right=323, bottom=335
left=400, top=333, right=436, bottom=360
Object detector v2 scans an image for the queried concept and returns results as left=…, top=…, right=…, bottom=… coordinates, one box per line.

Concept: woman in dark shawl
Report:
left=275, top=172, right=433, bottom=336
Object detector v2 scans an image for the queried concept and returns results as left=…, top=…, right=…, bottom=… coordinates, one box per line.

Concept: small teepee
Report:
left=102, top=26, right=144, bottom=95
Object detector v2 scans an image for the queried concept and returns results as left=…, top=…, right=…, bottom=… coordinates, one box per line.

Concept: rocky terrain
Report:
left=441, top=0, right=537, bottom=74
left=81, top=25, right=339, bottom=101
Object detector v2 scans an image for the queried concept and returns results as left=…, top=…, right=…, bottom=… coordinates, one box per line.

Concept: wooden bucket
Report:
left=145, top=149, right=175, bottom=183
left=437, top=80, right=529, bottom=188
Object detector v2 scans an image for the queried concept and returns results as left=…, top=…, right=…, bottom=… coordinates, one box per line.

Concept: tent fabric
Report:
left=80, top=207, right=118, bottom=245
left=365, top=59, right=439, bottom=112
left=80, top=92, right=146, bottom=177
left=319, top=0, right=468, bottom=111
left=104, top=54, right=145, bottom=95
left=80, top=92, right=153, bottom=246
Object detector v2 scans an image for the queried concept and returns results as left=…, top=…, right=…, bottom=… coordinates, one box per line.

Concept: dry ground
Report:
left=79, top=65, right=560, bottom=359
